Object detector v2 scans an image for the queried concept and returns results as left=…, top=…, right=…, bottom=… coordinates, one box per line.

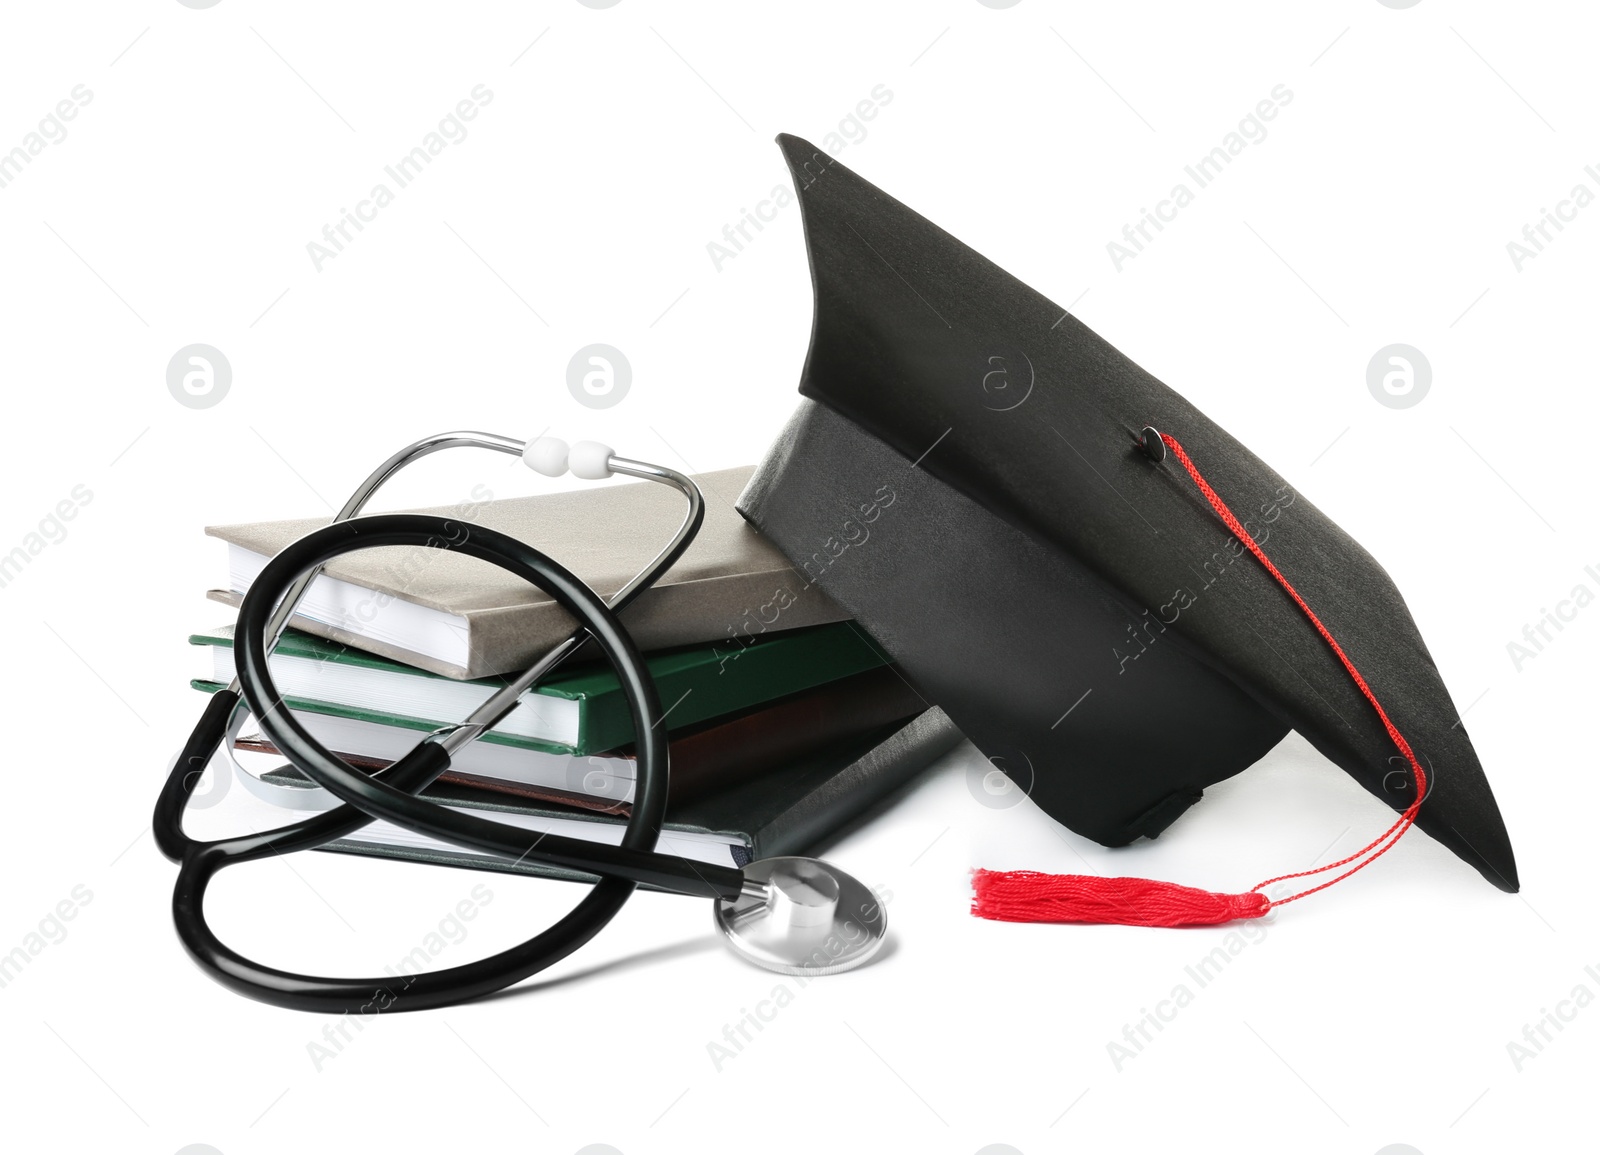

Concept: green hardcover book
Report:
left=191, top=620, right=890, bottom=757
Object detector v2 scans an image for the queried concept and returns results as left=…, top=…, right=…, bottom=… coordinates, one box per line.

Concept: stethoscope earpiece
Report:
left=522, top=436, right=616, bottom=480
left=521, top=435, right=570, bottom=476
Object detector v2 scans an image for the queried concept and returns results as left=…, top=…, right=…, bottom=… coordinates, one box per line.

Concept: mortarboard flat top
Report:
left=740, top=133, right=1516, bottom=893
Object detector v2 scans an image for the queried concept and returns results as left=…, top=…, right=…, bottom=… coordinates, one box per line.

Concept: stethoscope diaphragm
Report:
left=716, top=856, right=888, bottom=976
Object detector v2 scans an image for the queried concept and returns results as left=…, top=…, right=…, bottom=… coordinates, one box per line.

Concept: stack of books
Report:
left=194, top=465, right=962, bottom=881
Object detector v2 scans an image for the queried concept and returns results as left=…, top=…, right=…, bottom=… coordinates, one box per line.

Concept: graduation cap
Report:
left=735, top=133, right=1517, bottom=927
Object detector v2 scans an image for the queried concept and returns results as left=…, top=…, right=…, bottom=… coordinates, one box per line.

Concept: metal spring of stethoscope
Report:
left=152, top=431, right=887, bottom=1013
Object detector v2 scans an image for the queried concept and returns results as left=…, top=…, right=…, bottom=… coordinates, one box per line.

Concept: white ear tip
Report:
left=569, top=441, right=615, bottom=480
left=523, top=436, right=569, bottom=477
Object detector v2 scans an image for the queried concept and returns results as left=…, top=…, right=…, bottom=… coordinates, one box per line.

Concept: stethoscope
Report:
left=153, top=431, right=887, bottom=1014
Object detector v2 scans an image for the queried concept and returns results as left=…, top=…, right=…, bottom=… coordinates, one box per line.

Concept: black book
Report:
left=260, top=708, right=962, bottom=887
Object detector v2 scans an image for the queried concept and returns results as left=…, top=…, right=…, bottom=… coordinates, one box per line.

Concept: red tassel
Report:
left=971, top=870, right=1269, bottom=927
left=969, top=429, right=1429, bottom=929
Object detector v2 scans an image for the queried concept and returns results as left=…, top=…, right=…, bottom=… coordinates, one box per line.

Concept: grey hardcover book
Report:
left=206, top=465, right=845, bottom=680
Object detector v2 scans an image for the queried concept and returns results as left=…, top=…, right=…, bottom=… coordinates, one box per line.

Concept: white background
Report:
left=1, top=2, right=1595, bottom=1153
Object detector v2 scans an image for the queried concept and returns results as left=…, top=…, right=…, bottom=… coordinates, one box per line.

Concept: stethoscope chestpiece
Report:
left=715, top=857, right=888, bottom=977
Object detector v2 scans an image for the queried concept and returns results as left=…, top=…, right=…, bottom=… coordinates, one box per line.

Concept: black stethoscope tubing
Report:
left=153, top=512, right=743, bottom=1013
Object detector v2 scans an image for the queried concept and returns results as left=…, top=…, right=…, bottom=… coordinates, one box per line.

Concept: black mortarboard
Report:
left=736, top=133, right=1517, bottom=919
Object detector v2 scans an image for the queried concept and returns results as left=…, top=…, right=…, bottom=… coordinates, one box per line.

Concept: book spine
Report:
left=750, top=708, right=963, bottom=859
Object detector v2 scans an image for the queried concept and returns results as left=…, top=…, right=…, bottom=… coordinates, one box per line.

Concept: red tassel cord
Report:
left=970, top=872, right=1270, bottom=927
left=970, top=430, right=1428, bottom=928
